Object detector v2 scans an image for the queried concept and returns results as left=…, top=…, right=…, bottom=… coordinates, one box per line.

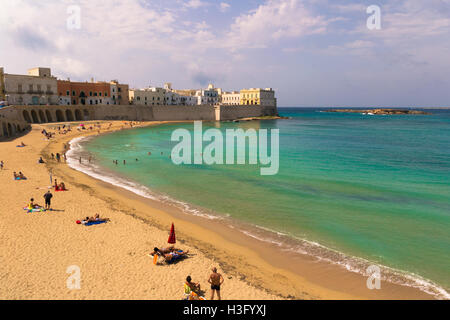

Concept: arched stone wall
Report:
left=39, top=110, right=47, bottom=123
left=65, top=109, right=74, bottom=121
left=45, top=110, right=53, bottom=122
left=23, top=110, right=31, bottom=123
left=30, top=110, right=39, bottom=123
left=75, top=109, right=82, bottom=121
left=56, top=109, right=65, bottom=122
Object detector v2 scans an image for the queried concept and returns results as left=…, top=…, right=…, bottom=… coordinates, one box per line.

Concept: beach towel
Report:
left=23, top=208, right=46, bottom=213
left=15, top=177, right=27, bottom=180
left=84, top=221, right=107, bottom=226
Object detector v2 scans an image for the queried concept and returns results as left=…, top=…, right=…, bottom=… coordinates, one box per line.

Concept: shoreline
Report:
left=0, top=120, right=441, bottom=299
left=67, top=132, right=450, bottom=300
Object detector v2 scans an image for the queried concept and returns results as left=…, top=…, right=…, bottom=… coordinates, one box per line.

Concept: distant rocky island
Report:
left=325, top=109, right=432, bottom=115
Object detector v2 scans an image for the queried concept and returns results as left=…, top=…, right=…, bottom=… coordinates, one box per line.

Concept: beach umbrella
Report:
left=168, top=223, right=176, bottom=244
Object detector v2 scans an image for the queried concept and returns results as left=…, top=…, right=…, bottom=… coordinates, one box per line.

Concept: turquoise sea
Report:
left=68, top=108, right=450, bottom=298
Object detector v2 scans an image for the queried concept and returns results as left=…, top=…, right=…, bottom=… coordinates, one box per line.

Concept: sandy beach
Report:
left=0, top=121, right=436, bottom=300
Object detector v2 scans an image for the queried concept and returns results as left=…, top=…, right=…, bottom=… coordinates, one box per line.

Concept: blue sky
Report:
left=0, top=0, right=449, bottom=107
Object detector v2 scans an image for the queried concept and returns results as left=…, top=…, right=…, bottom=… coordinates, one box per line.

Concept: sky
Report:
left=0, top=0, right=449, bottom=107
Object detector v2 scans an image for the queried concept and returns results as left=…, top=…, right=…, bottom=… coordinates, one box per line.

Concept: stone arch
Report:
left=23, top=110, right=32, bottom=123
left=75, top=109, right=82, bottom=121
left=45, top=110, right=53, bottom=122
left=30, top=110, right=40, bottom=123
left=83, top=109, right=90, bottom=120
left=56, top=109, right=65, bottom=122
left=39, top=110, right=47, bottom=123
left=65, top=109, right=74, bottom=121
left=2, top=122, right=8, bottom=137
left=7, top=123, right=13, bottom=136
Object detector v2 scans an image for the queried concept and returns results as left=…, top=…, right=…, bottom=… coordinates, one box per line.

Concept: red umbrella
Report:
left=168, top=223, right=176, bottom=244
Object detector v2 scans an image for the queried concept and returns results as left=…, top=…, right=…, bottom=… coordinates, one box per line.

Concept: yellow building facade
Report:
left=240, top=88, right=276, bottom=107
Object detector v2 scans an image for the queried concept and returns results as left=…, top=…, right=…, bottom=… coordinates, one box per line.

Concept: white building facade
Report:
left=221, top=91, right=240, bottom=105
left=1, top=67, right=58, bottom=105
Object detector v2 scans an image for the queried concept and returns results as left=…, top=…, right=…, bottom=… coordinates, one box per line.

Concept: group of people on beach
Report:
left=54, top=179, right=66, bottom=191
left=16, top=120, right=230, bottom=300
left=13, top=171, right=26, bottom=180
left=150, top=247, right=225, bottom=300
left=28, top=189, right=53, bottom=211
left=183, top=267, right=225, bottom=300
left=51, top=152, right=66, bottom=163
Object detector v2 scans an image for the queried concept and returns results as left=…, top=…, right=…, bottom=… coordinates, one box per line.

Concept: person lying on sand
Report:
left=13, top=171, right=18, bottom=179
left=150, top=246, right=179, bottom=256
left=79, top=214, right=110, bottom=224
left=38, top=157, right=45, bottom=164
left=154, top=248, right=189, bottom=263
left=18, top=172, right=26, bottom=179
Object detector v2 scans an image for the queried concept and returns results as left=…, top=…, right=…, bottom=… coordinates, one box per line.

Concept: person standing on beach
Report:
left=43, top=190, right=53, bottom=210
left=56, top=153, right=61, bottom=163
left=208, top=267, right=224, bottom=300
left=0, top=160, right=4, bottom=170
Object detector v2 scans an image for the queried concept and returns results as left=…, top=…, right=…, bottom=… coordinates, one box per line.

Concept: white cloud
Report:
left=184, top=0, right=208, bottom=9
left=226, top=0, right=330, bottom=49
left=219, top=2, right=230, bottom=13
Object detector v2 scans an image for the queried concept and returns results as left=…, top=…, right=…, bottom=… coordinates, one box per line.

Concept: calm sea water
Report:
left=71, top=108, right=450, bottom=298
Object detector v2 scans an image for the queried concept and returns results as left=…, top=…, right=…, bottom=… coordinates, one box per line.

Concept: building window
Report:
left=99, top=92, right=102, bottom=96
left=72, top=91, right=76, bottom=96
left=118, top=88, right=121, bottom=92
left=94, top=92, right=98, bottom=96
left=105, top=92, right=108, bottom=97
left=89, top=92, right=92, bottom=96
left=18, top=84, right=23, bottom=93
left=67, top=90, right=70, bottom=96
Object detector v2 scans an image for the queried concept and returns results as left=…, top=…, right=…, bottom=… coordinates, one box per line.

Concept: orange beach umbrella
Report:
left=168, top=223, right=176, bottom=244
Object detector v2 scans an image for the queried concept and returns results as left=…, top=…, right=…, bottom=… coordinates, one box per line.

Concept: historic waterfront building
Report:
left=0, top=67, right=59, bottom=106
left=240, top=88, right=276, bottom=107
left=221, top=91, right=241, bottom=105
left=110, top=80, right=129, bottom=105
left=57, top=80, right=113, bottom=105
left=129, top=87, right=166, bottom=106
left=195, top=84, right=222, bottom=105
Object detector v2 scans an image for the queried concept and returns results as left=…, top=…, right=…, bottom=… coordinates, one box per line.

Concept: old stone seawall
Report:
left=0, top=104, right=278, bottom=138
